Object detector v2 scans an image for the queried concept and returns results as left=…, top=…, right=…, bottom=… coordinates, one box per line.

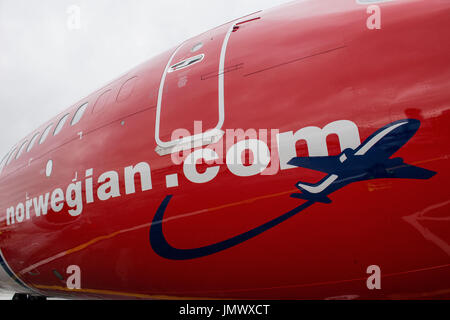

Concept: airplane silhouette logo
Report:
left=289, top=119, right=436, bottom=204
left=150, top=119, right=436, bottom=260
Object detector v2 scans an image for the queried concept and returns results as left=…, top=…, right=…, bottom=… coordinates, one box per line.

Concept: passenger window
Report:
left=54, top=114, right=69, bottom=136
left=15, top=141, right=28, bottom=160
left=93, top=90, right=112, bottom=113
left=71, top=103, right=88, bottom=126
left=6, top=148, right=17, bottom=166
left=27, top=132, right=40, bottom=152
left=40, top=124, right=53, bottom=144
left=117, top=77, right=138, bottom=102
left=0, top=153, right=9, bottom=174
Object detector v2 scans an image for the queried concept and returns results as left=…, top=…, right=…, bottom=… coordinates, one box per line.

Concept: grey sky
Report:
left=0, top=0, right=293, bottom=158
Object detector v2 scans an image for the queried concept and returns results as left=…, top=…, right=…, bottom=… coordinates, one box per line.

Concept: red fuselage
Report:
left=0, top=0, right=449, bottom=299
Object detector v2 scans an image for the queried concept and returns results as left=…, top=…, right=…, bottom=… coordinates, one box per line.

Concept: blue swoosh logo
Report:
left=150, top=119, right=436, bottom=260
left=150, top=196, right=315, bottom=260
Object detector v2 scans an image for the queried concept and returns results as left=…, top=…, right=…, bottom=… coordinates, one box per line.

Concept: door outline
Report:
left=154, top=23, right=237, bottom=156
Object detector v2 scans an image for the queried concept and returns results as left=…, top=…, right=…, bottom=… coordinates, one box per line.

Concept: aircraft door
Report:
left=155, top=24, right=235, bottom=155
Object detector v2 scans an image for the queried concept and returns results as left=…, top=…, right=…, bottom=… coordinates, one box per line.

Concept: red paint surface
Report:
left=0, top=0, right=449, bottom=299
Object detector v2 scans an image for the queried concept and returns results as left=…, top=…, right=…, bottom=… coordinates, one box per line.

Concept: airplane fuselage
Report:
left=0, top=0, right=449, bottom=299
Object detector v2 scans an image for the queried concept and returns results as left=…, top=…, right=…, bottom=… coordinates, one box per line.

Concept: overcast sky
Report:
left=0, top=0, right=294, bottom=300
left=0, top=0, right=294, bottom=159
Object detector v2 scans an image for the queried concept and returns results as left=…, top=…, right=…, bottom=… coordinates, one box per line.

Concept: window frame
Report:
left=0, top=152, right=10, bottom=174
left=6, top=147, right=17, bottom=166
left=53, top=114, right=70, bottom=136
left=71, top=102, right=89, bottom=126
left=27, top=132, right=40, bottom=152
left=15, top=140, right=28, bottom=160
left=40, top=124, right=53, bottom=145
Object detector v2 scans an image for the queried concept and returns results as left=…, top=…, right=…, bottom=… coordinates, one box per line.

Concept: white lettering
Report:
left=184, top=149, right=220, bottom=184
left=25, top=199, right=32, bottom=220
left=66, top=265, right=81, bottom=290
left=6, top=207, right=14, bottom=225
left=66, top=181, right=83, bottom=217
left=51, top=188, right=65, bottom=213
left=15, top=203, right=25, bottom=223
left=367, top=265, right=382, bottom=289
left=226, top=139, right=270, bottom=177
left=33, top=193, right=50, bottom=217
left=85, top=169, right=94, bottom=204
left=124, top=163, right=152, bottom=195
left=367, top=5, right=381, bottom=30
left=277, top=120, right=361, bottom=170
left=97, top=171, right=121, bottom=201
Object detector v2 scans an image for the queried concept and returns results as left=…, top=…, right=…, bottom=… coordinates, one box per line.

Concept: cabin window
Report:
left=71, top=103, right=88, bottom=126
left=117, top=77, right=138, bottom=102
left=6, top=148, right=17, bottom=166
left=54, top=114, right=69, bottom=136
left=93, top=90, right=112, bottom=113
left=27, top=132, right=40, bottom=152
left=40, top=124, right=53, bottom=144
left=15, top=141, right=28, bottom=160
left=0, top=153, right=9, bottom=174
